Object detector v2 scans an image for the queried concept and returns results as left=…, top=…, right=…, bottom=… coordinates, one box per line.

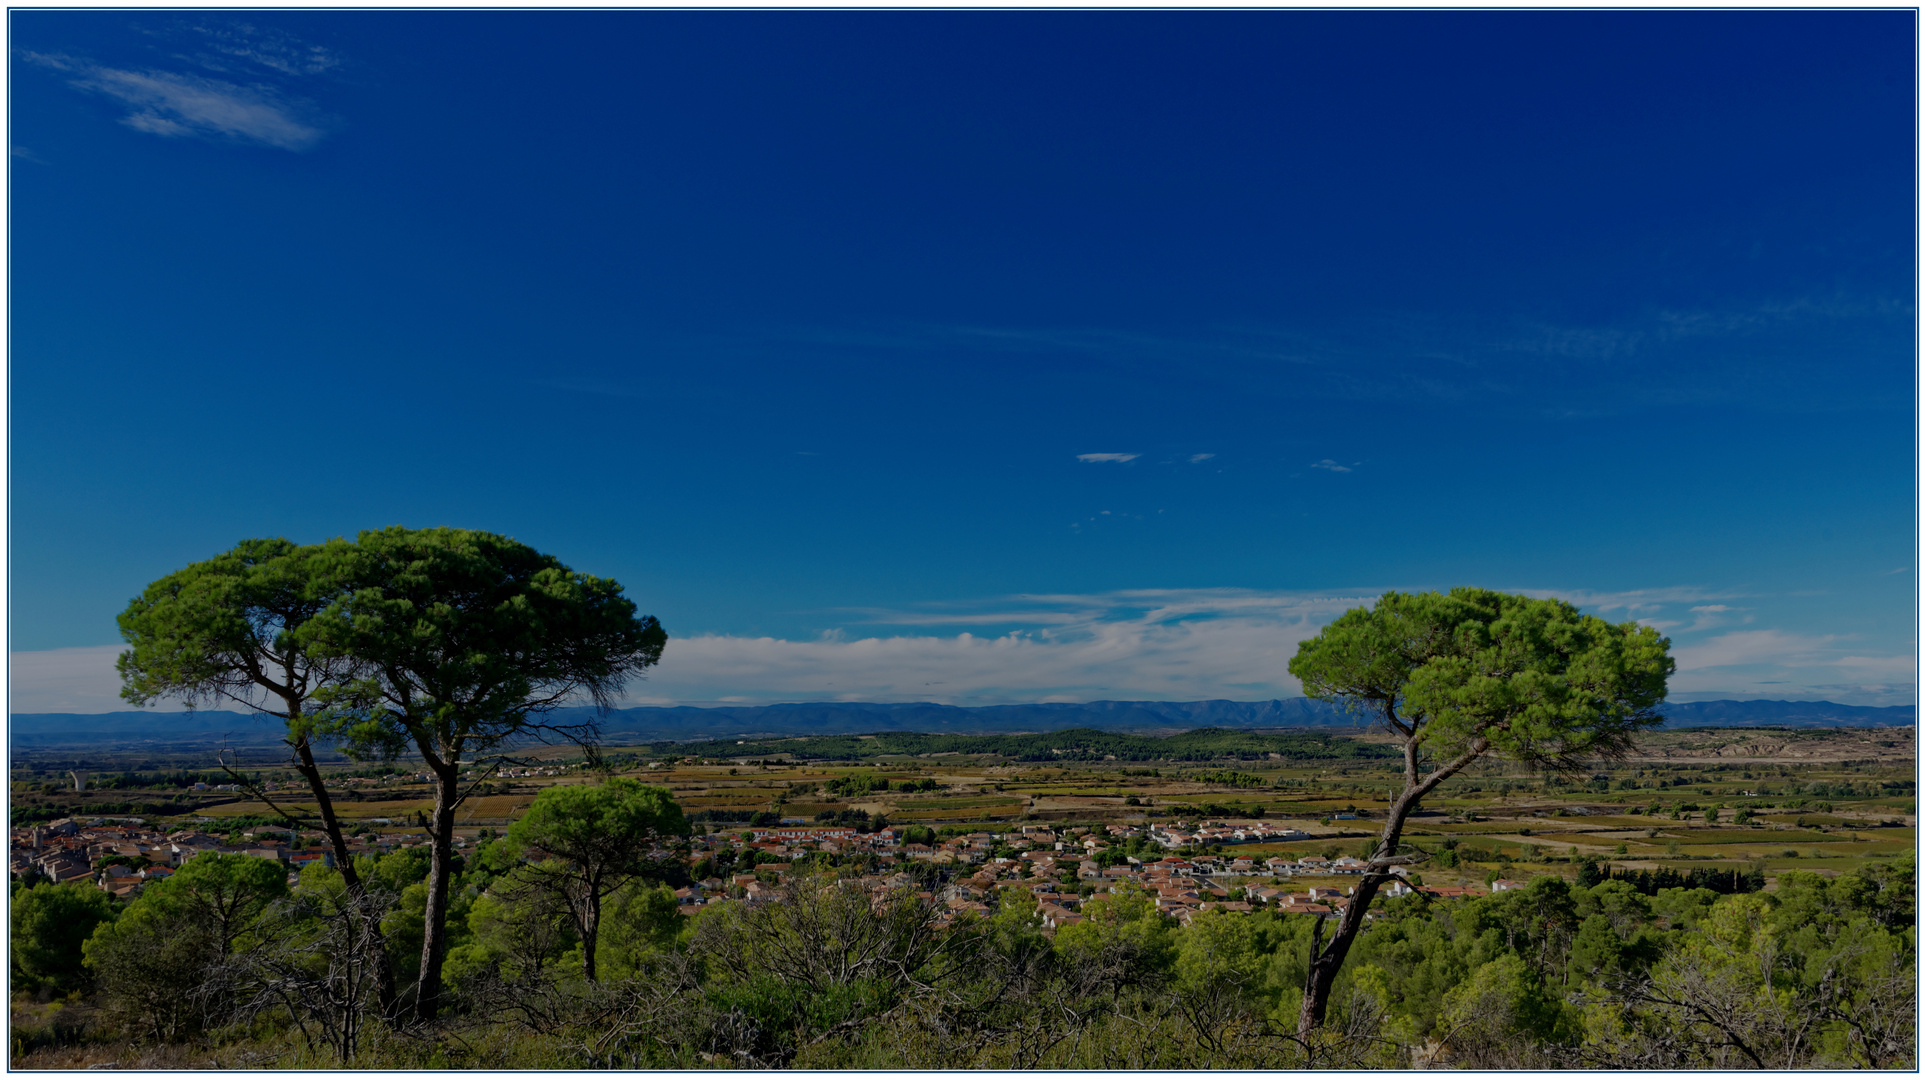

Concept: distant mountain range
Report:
left=8, top=697, right=1912, bottom=750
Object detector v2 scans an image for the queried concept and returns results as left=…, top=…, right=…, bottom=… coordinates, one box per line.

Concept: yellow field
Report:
left=455, top=795, right=537, bottom=822
left=892, top=796, right=1024, bottom=811
left=196, top=799, right=434, bottom=820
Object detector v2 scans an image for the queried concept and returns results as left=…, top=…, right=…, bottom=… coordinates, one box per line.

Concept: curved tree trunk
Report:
left=1297, top=731, right=1489, bottom=1035
left=1296, top=798, right=1407, bottom=1034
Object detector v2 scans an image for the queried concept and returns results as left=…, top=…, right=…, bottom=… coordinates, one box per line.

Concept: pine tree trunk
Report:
left=290, top=734, right=399, bottom=1018
left=1294, top=732, right=1488, bottom=1035
left=413, top=761, right=460, bottom=1023
left=582, top=889, right=601, bottom=983
left=1296, top=803, right=1405, bottom=1034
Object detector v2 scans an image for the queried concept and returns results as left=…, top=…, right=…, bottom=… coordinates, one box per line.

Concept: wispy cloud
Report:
left=1664, top=629, right=1915, bottom=705
left=1539, top=586, right=1745, bottom=617
left=1671, top=629, right=1841, bottom=671
left=183, top=22, right=341, bottom=77
left=1309, top=459, right=1352, bottom=472
left=1188, top=453, right=1215, bottom=463
left=1076, top=453, right=1138, bottom=464
left=621, top=588, right=1374, bottom=706
left=25, top=51, right=324, bottom=151
left=772, top=290, right=1910, bottom=416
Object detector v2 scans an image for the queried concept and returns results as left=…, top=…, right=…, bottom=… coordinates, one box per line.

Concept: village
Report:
left=12, top=811, right=1516, bottom=934
left=10, top=724, right=1912, bottom=951
left=675, top=819, right=1505, bottom=928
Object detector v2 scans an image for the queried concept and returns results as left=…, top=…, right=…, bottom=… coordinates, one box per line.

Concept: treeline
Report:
left=571, top=807, right=895, bottom=833
left=1791, top=779, right=1915, bottom=798
left=15, top=849, right=1913, bottom=1069
left=11, top=802, right=182, bottom=825
left=1598, top=864, right=1766, bottom=896
left=1164, top=801, right=1272, bottom=818
left=1191, top=769, right=1269, bottom=788
left=648, top=727, right=1397, bottom=764
left=81, top=770, right=233, bottom=791
left=682, top=809, right=783, bottom=826
left=823, top=774, right=939, bottom=797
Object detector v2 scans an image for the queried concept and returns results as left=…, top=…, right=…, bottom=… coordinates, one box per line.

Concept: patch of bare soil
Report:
left=1623, top=728, right=1914, bottom=765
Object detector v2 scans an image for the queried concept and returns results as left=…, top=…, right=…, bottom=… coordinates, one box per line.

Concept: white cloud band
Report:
left=12, top=587, right=1913, bottom=712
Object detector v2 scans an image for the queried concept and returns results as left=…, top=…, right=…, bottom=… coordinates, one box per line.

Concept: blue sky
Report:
left=9, top=11, right=1916, bottom=711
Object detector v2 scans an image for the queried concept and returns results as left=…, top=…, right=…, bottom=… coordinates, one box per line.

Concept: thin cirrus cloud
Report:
left=24, top=52, right=324, bottom=151
left=13, top=587, right=1912, bottom=712
left=1076, top=453, right=1139, bottom=464
left=1666, top=629, right=1914, bottom=705
left=805, top=297, right=1909, bottom=416
left=184, top=21, right=342, bottom=77
left=1309, top=459, right=1353, bottom=472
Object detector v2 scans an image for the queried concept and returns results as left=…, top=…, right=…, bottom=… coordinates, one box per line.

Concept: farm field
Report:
left=10, top=724, right=1913, bottom=888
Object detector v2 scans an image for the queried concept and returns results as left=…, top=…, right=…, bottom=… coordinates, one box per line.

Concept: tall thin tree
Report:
left=117, top=537, right=400, bottom=1016
left=309, top=526, right=666, bottom=1021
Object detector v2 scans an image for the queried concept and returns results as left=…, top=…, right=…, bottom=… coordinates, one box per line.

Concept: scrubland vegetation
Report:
left=11, top=726, right=1916, bottom=1070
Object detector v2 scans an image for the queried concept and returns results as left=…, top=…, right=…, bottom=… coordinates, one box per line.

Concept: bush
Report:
left=12, top=881, right=120, bottom=995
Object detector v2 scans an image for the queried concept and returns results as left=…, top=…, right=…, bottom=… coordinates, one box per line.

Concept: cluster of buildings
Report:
left=677, top=820, right=1491, bottom=928
left=8, top=818, right=445, bottom=899
left=16, top=812, right=1496, bottom=929
left=1148, top=820, right=1312, bottom=847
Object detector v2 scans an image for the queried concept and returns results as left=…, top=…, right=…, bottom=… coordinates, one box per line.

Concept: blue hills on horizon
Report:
left=7, top=697, right=1913, bottom=750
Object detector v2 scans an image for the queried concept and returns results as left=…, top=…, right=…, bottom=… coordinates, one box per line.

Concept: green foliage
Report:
left=815, top=807, right=886, bottom=832
left=115, top=536, right=361, bottom=726
left=306, top=526, right=667, bottom=762
left=502, top=779, right=689, bottom=980
left=507, top=779, right=687, bottom=868
left=12, top=881, right=120, bottom=994
left=1193, top=769, right=1268, bottom=788
left=593, top=882, right=682, bottom=978
left=40, top=852, right=1919, bottom=1069
left=298, top=526, right=667, bottom=1019
left=823, top=773, right=892, bottom=797
left=365, top=846, right=434, bottom=894
left=1055, top=885, right=1175, bottom=974
left=443, top=885, right=577, bottom=987
left=142, top=853, right=290, bottom=951
left=1282, top=588, right=1673, bottom=1034
left=1439, top=953, right=1572, bottom=1053
left=82, top=898, right=219, bottom=1042
left=79, top=853, right=291, bottom=1043
left=1600, top=864, right=1764, bottom=897
left=1289, top=588, right=1673, bottom=772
